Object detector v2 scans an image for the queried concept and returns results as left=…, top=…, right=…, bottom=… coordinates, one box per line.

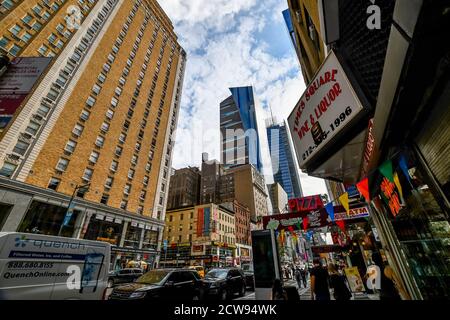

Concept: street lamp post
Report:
left=58, top=183, right=90, bottom=237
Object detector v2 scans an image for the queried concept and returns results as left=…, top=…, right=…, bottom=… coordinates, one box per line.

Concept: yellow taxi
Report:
left=189, top=265, right=205, bottom=278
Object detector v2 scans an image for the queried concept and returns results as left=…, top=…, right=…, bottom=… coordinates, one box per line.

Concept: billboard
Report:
left=287, top=51, right=365, bottom=168
left=0, top=57, right=52, bottom=131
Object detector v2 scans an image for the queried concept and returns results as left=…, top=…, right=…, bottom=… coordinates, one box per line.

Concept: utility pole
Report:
left=58, top=183, right=90, bottom=237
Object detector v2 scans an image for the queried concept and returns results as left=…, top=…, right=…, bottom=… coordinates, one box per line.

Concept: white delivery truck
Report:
left=0, top=232, right=111, bottom=300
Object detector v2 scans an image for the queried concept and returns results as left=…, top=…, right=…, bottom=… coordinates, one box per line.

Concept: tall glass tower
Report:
left=267, top=121, right=303, bottom=199
left=220, top=86, right=263, bottom=172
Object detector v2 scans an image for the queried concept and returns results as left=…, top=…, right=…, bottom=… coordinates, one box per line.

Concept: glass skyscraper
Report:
left=220, top=86, right=263, bottom=172
left=267, top=121, right=303, bottom=199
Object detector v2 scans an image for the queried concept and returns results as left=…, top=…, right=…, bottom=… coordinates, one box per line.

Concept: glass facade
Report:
left=370, top=150, right=450, bottom=299
left=267, top=122, right=303, bottom=199
left=18, top=201, right=79, bottom=237
left=220, top=86, right=263, bottom=172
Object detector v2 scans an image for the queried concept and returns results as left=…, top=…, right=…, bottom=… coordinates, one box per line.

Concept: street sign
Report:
left=287, top=50, right=365, bottom=169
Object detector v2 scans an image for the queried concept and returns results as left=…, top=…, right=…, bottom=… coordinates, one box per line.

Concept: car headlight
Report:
left=129, top=291, right=146, bottom=299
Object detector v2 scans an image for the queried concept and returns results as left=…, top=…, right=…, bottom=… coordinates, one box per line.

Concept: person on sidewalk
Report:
left=272, top=278, right=287, bottom=300
left=300, top=267, right=308, bottom=288
left=328, top=263, right=352, bottom=301
left=295, top=268, right=302, bottom=288
left=310, top=259, right=330, bottom=300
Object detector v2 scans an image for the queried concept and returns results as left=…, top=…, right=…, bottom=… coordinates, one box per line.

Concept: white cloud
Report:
left=158, top=0, right=328, bottom=196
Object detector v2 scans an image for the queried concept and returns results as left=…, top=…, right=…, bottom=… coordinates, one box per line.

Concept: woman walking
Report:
left=328, top=263, right=352, bottom=301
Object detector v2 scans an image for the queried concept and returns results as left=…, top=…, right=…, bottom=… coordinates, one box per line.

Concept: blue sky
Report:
left=158, top=0, right=328, bottom=196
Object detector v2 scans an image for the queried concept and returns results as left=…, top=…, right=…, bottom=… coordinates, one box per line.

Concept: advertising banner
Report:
left=0, top=57, right=51, bottom=131
left=204, top=207, right=210, bottom=236
left=344, top=267, right=365, bottom=292
left=287, top=51, right=365, bottom=168
left=197, top=208, right=204, bottom=237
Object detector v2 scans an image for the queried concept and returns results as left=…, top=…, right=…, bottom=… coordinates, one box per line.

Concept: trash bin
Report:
left=284, top=285, right=300, bottom=300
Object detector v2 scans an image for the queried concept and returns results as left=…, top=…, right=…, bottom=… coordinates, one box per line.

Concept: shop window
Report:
left=370, top=151, right=450, bottom=299
left=0, top=204, right=12, bottom=229
left=18, top=201, right=79, bottom=237
left=83, top=218, right=123, bottom=245
left=124, top=225, right=141, bottom=248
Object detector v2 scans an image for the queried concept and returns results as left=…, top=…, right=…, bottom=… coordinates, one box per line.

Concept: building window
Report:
left=145, top=162, right=151, bottom=172
left=56, top=158, right=69, bottom=171
left=95, top=136, right=104, bottom=147
left=89, top=151, right=99, bottom=164
left=9, top=44, right=21, bottom=56
left=110, top=160, right=118, bottom=172
left=100, top=122, right=109, bottom=133
left=72, top=124, right=84, bottom=137
left=106, top=109, right=114, bottom=120
left=82, top=168, right=93, bottom=182
left=128, top=169, right=135, bottom=179
left=80, top=109, right=90, bottom=121
left=25, top=121, right=40, bottom=135
left=98, top=73, right=106, bottom=83
left=123, top=183, right=131, bottom=195
left=137, top=206, right=144, bottom=215
left=115, top=146, right=123, bottom=156
left=64, top=140, right=77, bottom=154
left=111, top=97, right=118, bottom=108
left=47, top=177, right=60, bottom=190
left=135, top=142, right=141, bottom=152
left=12, top=140, right=30, bottom=155
left=119, top=133, right=126, bottom=143
left=86, top=96, right=96, bottom=107
left=92, top=84, right=101, bottom=95
left=120, top=200, right=127, bottom=210
left=139, top=190, right=146, bottom=201
left=100, top=193, right=109, bottom=205
left=105, top=177, right=113, bottom=189
left=0, top=162, right=17, bottom=177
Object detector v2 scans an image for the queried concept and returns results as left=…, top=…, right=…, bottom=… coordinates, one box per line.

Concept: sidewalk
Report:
left=239, top=279, right=379, bottom=301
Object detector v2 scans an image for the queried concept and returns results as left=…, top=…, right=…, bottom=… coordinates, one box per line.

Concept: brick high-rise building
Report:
left=167, top=166, right=201, bottom=209
left=0, top=0, right=186, bottom=269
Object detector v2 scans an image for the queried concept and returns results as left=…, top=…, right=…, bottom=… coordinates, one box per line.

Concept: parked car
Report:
left=188, top=265, right=205, bottom=278
left=108, top=269, right=203, bottom=300
left=202, top=268, right=246, bottom=300
left=108, top=268, right=143, bottom=287
left=241, top=264, right=255, bottom=290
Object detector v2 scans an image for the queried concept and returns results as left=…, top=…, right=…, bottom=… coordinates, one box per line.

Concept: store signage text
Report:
left=380, top=177, right=401, bottom=217
left=288, top=51, right=364, bottom=168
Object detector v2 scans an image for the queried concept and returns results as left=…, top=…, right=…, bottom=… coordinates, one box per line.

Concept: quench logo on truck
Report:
left=13, top=236, right=86, bottom=250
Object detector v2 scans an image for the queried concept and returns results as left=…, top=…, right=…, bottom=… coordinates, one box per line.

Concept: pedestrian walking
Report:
left=328, top=263, right=352, bottom=301
left=295, top=268, right=302, bottom=288
left=310, top=259, right=330, bottom=300
left=300, top=267, right=307, bottom=288
left=272, top=278, right=287, bottom=300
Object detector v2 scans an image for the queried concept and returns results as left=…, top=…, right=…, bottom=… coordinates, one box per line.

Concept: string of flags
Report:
left=274, top=153, right=412, bottom=244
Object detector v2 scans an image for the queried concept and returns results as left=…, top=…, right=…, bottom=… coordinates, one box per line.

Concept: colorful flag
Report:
left=379, top=160, right=394, bottom=183
left=399, top=154, right=412, bottom=185
left=339, top=192, right=350, bottom=213
left=393, top=172, right=404, bottom=199
left=356, top=177, right=370, bottom=202
left=325, top=202, right=335, bottom=221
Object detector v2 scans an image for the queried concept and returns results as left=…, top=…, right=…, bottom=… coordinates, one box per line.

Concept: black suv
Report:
left=241, top=264, right=255, bottom=290
left=108, top=268, right=143, bottom=287
left=109, top=269, right=203, bottom=301
left=202, top=268, right=246, bottom=300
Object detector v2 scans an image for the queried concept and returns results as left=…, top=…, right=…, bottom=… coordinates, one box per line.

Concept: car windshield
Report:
left=205, top=269, right=228, bottom=279
left=136, top=270, right=170, bottom=285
